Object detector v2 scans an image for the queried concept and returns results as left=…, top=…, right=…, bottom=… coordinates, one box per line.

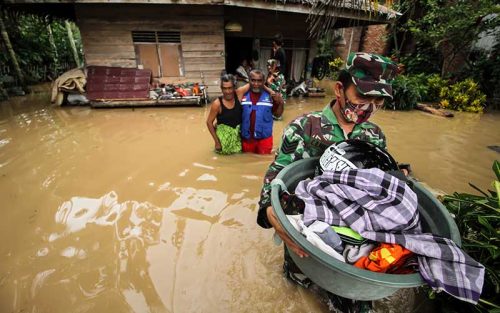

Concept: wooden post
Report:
left=65, top=20, right=81, bottom=68
left=46, top=22, right=60, bottom=76
left=0, top=10, right=26, bottom=91
left=305, top=38, right=318, bottom=79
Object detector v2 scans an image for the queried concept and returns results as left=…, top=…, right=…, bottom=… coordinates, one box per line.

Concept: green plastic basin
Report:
left=271, top=157, right=461, bottom=300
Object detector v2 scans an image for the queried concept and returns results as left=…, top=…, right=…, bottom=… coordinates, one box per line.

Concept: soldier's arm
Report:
left=271, top=93, right=284, bottom=118
left=235, top=83, right=250, bottom=101
left=379, top=128, right=387, bottom=150
left=257, top=120, right=306, bottom=228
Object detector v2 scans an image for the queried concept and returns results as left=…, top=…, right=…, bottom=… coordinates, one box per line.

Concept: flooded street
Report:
left=0, top=88, right=499, bottom=313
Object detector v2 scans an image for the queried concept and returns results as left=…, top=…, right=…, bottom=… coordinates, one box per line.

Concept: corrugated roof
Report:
left=86, top=66, right=152, bottom=101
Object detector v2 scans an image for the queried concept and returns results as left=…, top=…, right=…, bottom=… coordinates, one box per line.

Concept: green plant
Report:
left=439, top=79, right=486, bottom=113
left=463, top=33, right=500, bottom=104
left=386, top=74, right=428, bottom=110
left=438, top=160, right=500, bottom=312
left=399, top=46, right=441, bottom=76
left=426, top=74, right=448, bottom=102
left=327, top=57, right=344, bottom=80
left=406, top=0, right=499, bottom=76
left=0, top=12, right=83, bottom=83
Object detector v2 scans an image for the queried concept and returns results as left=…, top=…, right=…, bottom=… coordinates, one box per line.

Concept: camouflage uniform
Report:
left=257, top=52, right=398, bottom=312
left=257, top=52, right=397, bottom=228
left=346, top=52, right=397, bottom=99
left=269, top=72, right=287, bottom=101
left=257, top=102, right=386, bottom=228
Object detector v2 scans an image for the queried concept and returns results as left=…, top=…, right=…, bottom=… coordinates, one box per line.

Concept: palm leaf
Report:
left=493, top=160, right=500, bottom=181
left=307, top=0, right=375, bottom=38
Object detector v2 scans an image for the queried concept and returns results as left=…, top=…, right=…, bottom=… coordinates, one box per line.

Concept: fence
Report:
left=0, top=61, right=74, bottom=87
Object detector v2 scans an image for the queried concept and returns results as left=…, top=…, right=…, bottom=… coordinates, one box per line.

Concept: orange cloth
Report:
left=354, top=243, right=413, bottom=273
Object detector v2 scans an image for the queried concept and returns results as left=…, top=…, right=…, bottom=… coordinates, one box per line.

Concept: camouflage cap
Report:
left=345, top=52, right=398, bottom=99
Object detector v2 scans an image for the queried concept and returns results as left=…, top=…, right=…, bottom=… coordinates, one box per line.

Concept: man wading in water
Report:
left=206, top=73, right=243, bottom=155
left=256, top=52, right=399, bottom=312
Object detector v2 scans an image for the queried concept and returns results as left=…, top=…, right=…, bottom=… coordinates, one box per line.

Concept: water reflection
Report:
left=34, top=192, right=167, bottom=313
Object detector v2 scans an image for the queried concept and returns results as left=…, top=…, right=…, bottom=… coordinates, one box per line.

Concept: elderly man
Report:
left=240, top=69, right=284, bottom=154
left=256, top=52, right=398, bottom=311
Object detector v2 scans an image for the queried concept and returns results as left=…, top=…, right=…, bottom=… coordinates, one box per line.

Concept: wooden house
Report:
left=4, top=1, right=397, bottom=96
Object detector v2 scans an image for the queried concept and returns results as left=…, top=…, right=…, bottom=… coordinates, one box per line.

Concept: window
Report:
left=132, top=31, right=184, bottom=77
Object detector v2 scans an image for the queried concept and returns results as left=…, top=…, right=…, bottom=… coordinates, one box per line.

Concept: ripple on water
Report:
left=0, top=138, right=11, bottom=147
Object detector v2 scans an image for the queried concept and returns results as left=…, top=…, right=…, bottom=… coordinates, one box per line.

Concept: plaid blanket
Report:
left=296, top=168, right=484, bottom=304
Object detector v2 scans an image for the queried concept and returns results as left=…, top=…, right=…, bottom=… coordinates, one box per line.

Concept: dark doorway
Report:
left=224, top=37, right=253, bottom=75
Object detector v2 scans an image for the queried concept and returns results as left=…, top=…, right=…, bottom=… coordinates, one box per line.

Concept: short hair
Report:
left=249, top=69, right=264, bottom=80
left=220, top=72, right=235, bottom=87
left=273, top=33, right=283, bottom=46
left=267, top=59, right=280, bottom=68
left=337, top=69, right=353, bottom=89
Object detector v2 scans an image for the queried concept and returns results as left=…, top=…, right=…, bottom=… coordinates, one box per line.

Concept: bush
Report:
left=465, top=38, right=500, bottom=105
left=386, top=74, right=428, bottom=110
left=399, top=45, right=441, bottom=75
left=438, top=160, right=500, bottom=312
left=327, top=57, right=344, bottom=80
left=439, top=79, right=486, bottom=113
left=426, top=74, right=448, bottom=102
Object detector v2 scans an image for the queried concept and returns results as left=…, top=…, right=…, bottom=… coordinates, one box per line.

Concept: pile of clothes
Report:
left=282, top=167, right=485, bottom=304
left=51, top=68, right=88, bottom=106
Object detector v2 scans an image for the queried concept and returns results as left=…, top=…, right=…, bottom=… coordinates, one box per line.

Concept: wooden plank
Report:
left=77, top=4, right=224, bottom=20
left=85, top=59, right=137, bottom=67
left=183, top=51, right=224, bottom=58
left=83, top=44, right=135, bottom=54
left=307, top=92, right=326, bottom=98
left=84, top=51, right=136, bottom=59
left=184, top=63, right=224, bottom=72
left=182, top=43, right=225, bottom=52
left=82, top=36, right=133, bottom=45
left=90, top=97, right=202, bottom=108
left=185, top=69, right=222, bottom=76
left=181, top=34, right=224, bottom=44
left=79, top=19, right=222, bottom=29
left=78, top=25, right=131, bottom=34
left=159, top=44, right=182, bottom=77
left=182, top=31, right=224, bottom=36
left=136, top=44, right=160, bottom=77
left=416, top=103, right=454, bottom=117
left=181, top=57, right=224, bottom=65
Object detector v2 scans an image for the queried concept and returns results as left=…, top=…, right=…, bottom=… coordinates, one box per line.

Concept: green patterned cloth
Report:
left=257, top=102, right=386, bottom=227
left=216, top=124, right=242, bottom=155
left=269, top=72, right=287, bottom=101
left=346, top=52, right=398, bottom=99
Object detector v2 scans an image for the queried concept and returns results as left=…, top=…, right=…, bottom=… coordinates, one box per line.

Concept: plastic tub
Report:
left=270, top=157, right=461, bottom=300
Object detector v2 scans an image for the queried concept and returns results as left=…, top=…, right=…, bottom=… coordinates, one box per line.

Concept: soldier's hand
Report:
left=266, top=206, right=308, bottom=258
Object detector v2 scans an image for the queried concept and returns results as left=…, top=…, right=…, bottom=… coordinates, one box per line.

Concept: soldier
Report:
left=266, top=59, right=287, bottom=104
left=256, top=52, right=398, bottom=310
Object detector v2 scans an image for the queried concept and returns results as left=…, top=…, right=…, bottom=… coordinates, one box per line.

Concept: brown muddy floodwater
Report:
left=0, top=88, right=499, bottom=313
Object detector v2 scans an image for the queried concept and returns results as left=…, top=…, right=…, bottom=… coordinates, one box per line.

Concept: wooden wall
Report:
left=75, top=4, right=225, bottom=94
left=223, top=7, right=310, bottom=40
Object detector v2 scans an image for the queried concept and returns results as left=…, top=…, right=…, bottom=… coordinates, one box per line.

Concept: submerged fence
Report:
left=0, top=61, right=74, bottom=87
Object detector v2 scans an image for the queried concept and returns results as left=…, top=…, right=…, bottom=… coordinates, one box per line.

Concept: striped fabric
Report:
left=296, top=168, right=484, bottom=304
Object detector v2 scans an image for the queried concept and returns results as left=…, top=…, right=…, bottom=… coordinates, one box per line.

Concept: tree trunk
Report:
left=46, top=22, right=59, bottom=77
left=0, top=81, right=8, bottom=101
left=416, top=103, right=454, bottom=117
left=65, top=20, right=81, bottom=68
left=0, top=10, right=26, bottom=91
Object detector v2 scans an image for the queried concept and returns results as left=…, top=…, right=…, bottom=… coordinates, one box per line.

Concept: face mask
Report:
left=340, top=97, right=375, bottom=124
